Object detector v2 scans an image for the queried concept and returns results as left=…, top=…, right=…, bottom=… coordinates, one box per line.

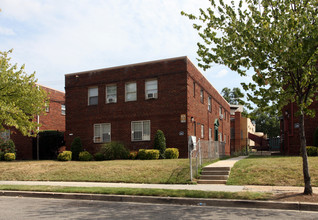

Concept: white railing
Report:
left=189, top=139, right=226, bottom=181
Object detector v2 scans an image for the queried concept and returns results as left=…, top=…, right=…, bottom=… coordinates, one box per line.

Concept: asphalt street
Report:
left=1, top=196, right=318, bottom=220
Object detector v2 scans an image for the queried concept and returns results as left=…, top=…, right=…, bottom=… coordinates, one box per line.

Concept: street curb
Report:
left=1, top=190, right=318, bottom=212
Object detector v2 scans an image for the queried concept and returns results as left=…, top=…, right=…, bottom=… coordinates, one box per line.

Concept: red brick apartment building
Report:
left=65, top=57, right=230, bottom=158
left=281, top=100, right=318, bottom=155
left=8, top=85, right=65, bottom=159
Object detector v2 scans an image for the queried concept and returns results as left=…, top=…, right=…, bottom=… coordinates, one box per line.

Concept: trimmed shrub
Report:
left=306, top=146, right=318, bottom=156
left=154, top=130, right=166, bottom=159
left=70, top=137, right=83, bottom=161
left=0, top=152, right=4, bottom=161
left=138, top=149, right=160, bottom=160
left=314, top=127, right=318, bottom=147
left=94, top=152, right=105, bottom=161
left=164, top=148, right=179, bottom=159
left=99, top=142, right=129, bottom=160
left=4, top=153, right=16, bottom=161
left=0, top=139, right=16, bottom=154
left=79, top=151, right=93, bottom=161
left=57, top=151, right=72, bottom=161
left=128, top=151, right=138, bottom=160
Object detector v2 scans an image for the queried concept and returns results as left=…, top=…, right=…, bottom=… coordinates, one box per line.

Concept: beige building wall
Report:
left=240, top=117, right=256, bottom=147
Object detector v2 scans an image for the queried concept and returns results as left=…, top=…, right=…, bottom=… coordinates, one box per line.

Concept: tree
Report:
left=221, top=87, right=245, bottom=105
left=70, top=137, right=83, bottom=161
left=249, top=108, right=280, bottom=138
left=182, top=0, right=318, bottom=194
left=154, top=130, right=166, bottom=159
left=0, top=50, right=48, bottom=136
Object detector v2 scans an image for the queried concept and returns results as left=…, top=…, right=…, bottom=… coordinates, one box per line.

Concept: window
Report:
left=193, top=82, right=196, bottom=97
left=219, top=132, right=222, bottom=142
left=208, top=96, right=212, bottom=112
left=209, top=128, right=212, bottom=140
left=45, top=103, right=50, bottom=113
left=106, top=85, right=117, bottom=103
left=88, top=87, right=98, bottom=105
left=145, top=79, right=158, bottom=99
left=94, top=123, right=111, bottom=143
left=219, top=106, right=222, bottom=116
left=224, top=134, right=226, bottom=143
left=125, top=82, right=137, bottom=101
left=201, top=124, right=204, bottom=139
left=131, top=120, right=150, bottom=141
left=61, top=104, right=66, bottom=115
left=200, top=89, right=204, bottom=103
left=0, top=129, right=10, bottom=141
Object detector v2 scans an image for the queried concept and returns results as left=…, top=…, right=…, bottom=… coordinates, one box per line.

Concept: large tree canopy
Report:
left=0, top=50, right=48, bottom=136
left=221, top=87, right=245, bottom=105
left=182, top=0, right=318, bottom=194
left=249, top=108, right=280, bottom=138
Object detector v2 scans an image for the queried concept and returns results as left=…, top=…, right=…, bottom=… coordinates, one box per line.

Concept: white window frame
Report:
left=131, top=120, right=150, bottom=141
left=219, top=132, right=222, bottom=142
left=125, top=82, right=137, bottom=102
left=93, top=123, right=111, bottom=143
left=224, top=134, right=226, bottom=143
left=208, top=96, right=212, bottom=112
left=145, top=79, right=158, bottom=99
left=106, top=84, right=117, bottom=104
left=201, top=124, right=204, bottom=139
left=45, top=103, right=50, bottom=113
left=200, top=89, right=204, bottom=103
left=209, top=128, right=212, bottom=140
left=61, top=104, right=66, bottom=116
left=88, top=87, right=98, bottom=105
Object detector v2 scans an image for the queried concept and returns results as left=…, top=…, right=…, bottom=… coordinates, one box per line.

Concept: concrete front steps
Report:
left=197, top=167, right=230, bottom=184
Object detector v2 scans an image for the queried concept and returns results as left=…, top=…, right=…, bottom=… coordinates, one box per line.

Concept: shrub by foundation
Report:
left=0, top=152, right=4, bottom=161
left=99, top=142, right=129, bottom=160
left=70, top=137, right=83, bottom=161
left=138, top=149, right=160, bottom=160
left=128, top=151, right=138, bottom=160
left=164, top=148, right=179, bottom=159
left=79, top=151, right=93, bottom=161
left=306, top=146, right=318, bottom=156
left=154, top=130, right=166, bottom=159
left=57, top=151, right=72, bottom=161
left=94, top=152, right=105, bottom=161
left=4, top=153, right=15, bottom=161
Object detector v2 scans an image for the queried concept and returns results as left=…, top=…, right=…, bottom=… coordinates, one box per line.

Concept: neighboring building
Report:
left=230, top=105, right=256, bottom=153
left=65, top=56, right=230, bottom=158
left=281, top=100, right=318, bottom=155
left=5, top=85, right=66, bottom=160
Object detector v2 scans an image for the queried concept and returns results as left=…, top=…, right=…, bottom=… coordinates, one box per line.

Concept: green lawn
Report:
left=227, top=156, right=318, bottom=186
left=0, top=159, right=191, bottom=184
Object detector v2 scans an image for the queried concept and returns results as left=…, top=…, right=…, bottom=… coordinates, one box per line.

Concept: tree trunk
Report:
left=299, top=112, right=312, bottom=195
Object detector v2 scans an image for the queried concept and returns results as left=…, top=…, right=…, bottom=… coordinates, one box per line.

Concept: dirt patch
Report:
left=273, top=193, right=318, bottom=203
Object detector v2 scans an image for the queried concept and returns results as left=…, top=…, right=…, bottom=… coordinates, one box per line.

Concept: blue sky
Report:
left=0, top=0, right=251, bottom=94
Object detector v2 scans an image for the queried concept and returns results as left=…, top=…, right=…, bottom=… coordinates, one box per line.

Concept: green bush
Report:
left=70, top=137, right=83, bottom=161
left=99, top=142, right=129, bottom=160
left=4, top=153, right=16, bottom=161
left=306, top=146, right=318, bottom=156
left=79, top=151, right=93, bottom=161
left=0, top=152, right=4, bottom=161
left=57, top=151, right=72, bottom=161
left=138, top=149, right=160, bottom=160
left=0, top=139, right=16, bottom=154
left=128, top=151, right=138, bottom=160
left=94, top=152, right=105, bottom=161
left=164, top=148, right=179, bottom=159
left=314, top=127, right=318, bottom=147
left=154, top=130, right=166, bottom=159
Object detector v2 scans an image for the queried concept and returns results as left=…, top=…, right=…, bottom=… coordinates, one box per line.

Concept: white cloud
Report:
left=0, top=26, right=15, bottom=35
left=213, top=69, right=229, bottom=78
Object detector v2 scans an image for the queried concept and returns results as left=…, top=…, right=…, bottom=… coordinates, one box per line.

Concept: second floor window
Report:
left=88, top=87, right=98, bottom=105
left=200, top=89, right=204, bottom=103
left=145, top=79, right=158, bottom=99
left=61, top=104, right=66, bottom=115
left=208, top=96, right=212, bottom=112
left=106, top=85, right=117, bottom=103
left=125, top=82, right=137, bottom=102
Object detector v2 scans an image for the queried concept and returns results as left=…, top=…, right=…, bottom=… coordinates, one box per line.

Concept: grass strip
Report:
left=0, top=185, right=272, bottom=201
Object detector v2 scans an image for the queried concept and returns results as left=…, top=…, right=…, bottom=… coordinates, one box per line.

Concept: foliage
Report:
left=249, top=108, right=280, bottom=138
left=0, top=139, right=15, bottom=154
left=182, top=0, right=318, bottom=195
left=0, top=152, right=4, bottom=161
left=306, top=146, right=318, bottom=157
left=4, top=153, right=15, bottom=161
left=0, top=50, right=48, bottom=136
left=99, top=142, right=129, bottom=160
left=154, top=130, right=166, bottom=159
left=128, top=151, right=138, bottom=160
left=70, top=137, right=83, bottom=161
left=138, top=149, right=160, bottom=160
left=57, top=151, right=72, bottom=161
left=37, top=130, right=65, bottom=160
left=93, top=152, right=105, bottom=161
left=314, top=127, right=318, bottom=147
left=79, top=151, right=93, bottom=161
left=221, top=87, right=245, bottom=105
left=164, top=148, right=179, bottom=159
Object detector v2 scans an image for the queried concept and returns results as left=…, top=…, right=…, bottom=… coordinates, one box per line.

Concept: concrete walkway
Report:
left=205, top=156, right=247, bottom=168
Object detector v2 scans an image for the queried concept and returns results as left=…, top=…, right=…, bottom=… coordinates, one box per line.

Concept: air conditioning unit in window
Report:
left=220, top=114, right=224, bottom=120
left=147, top=93, right=157, bottom=99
